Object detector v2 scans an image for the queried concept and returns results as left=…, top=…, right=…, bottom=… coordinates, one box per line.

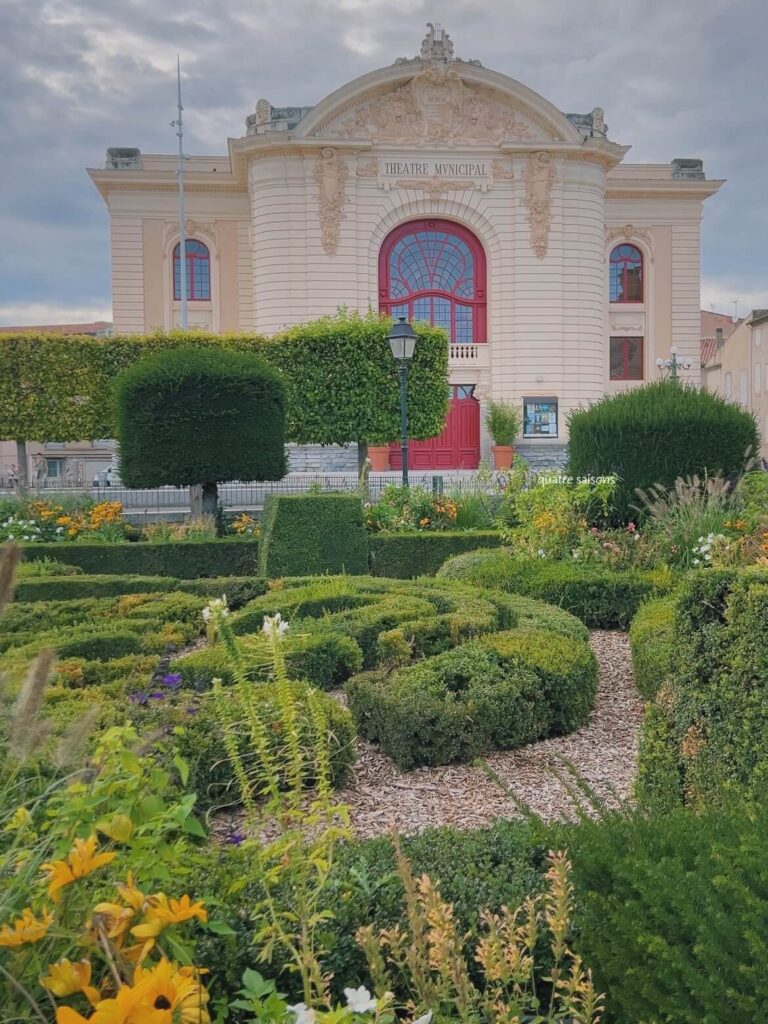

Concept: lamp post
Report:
left=656, top=346, right=692, bottom=380
left=388, top=317, right=417, bottom=486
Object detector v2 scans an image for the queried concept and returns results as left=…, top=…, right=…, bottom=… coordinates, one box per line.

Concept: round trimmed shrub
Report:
left=346, top=625, right=597, bottom=769
left=438, top=548, right=669, bottom=628
left=567, top=380, right=759, bottom=522
left=114, top=347, right=286, bottom=510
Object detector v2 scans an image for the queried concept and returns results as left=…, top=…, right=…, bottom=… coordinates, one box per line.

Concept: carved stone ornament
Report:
left=524, top=152, right=555, bottom=258
left=314, top=148, right=347, bottom=255
left=606, top=223, right=654, bottom=261
left=319, top=61, right=539, bottom=145
left=356, top=159, right=378, bottom=177
left=162, top=220, right=216, bottom=252
left=610, top=318, right=644, bottom=332
left=491, top=159, right=514, bottom=180
left=420, top=22, right=454, bottom=60
left=378, top=176, right=485, bottom=201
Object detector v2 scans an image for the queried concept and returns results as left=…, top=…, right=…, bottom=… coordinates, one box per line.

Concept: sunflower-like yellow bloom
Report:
left=0, top=907, right=53, bottom=946
left=55, top=983, right=142, bottom=1024
left=42, top=835, right=117, bottom=901
left=132, top=958, right=210, bottom=1024
left=41, top=958, right=101, bottom=1004
left=130, top=893, right=207, bottom=943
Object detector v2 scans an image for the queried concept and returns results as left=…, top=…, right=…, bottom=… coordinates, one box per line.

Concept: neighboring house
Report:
left=701, top=309, right=768, bottom=461
left=0, top=322, right=115, bottom=486
left=87, top=23, right=722, bottom=471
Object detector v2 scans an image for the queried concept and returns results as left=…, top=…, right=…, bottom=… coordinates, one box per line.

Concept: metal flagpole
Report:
left=171, top=55, right=188, bottom=328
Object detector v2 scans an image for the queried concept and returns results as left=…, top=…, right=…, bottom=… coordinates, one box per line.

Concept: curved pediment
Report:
left=294, top=59, right=583, bottom=147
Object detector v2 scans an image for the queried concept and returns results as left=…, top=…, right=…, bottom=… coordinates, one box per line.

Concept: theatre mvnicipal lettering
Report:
left=88, top=24, right=722, bottom=471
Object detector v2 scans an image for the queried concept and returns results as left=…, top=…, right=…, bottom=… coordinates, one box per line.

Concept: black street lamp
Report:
left=388, top=316, right=417, bottom=486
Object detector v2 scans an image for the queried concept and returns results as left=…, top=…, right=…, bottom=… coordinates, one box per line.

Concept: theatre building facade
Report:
left=89, top=25, right=722, bottom=471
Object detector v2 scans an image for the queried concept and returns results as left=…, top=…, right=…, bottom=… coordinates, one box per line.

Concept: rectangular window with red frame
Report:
left=610, top=336, right=644, bottom=380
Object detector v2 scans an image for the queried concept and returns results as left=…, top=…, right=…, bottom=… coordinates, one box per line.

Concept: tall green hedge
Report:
left=259, top=493, right=368, bottom=577
left=114, top=347, right=286, bottom=488
left=0, top=312, right=448, bottom=448
left=568, top=380, right=759, bottom=521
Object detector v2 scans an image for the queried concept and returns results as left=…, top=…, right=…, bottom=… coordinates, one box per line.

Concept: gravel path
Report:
left=214, top=631, right=642, bottom=841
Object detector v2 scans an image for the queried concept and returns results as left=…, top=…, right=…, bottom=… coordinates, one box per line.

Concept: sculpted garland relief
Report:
left=524, top=152, right=555, bottom=258
left=314, top=148, right=347, bottom=256
left=318, top=62, right=541, bottom=145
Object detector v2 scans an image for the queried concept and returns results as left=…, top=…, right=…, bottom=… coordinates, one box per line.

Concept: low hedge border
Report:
left=628, top=596, right=677, bottom=699
left=438, top=548, right=674, bottom=628
left=20, top=538, right=260, bottom=579
left=13, top=574, right=267, bottom=604
left=368, top=531, right=503, bottom=578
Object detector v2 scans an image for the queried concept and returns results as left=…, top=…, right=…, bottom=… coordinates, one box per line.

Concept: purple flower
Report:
left=148, top=691, right=167, bottom=701
left=185, top=705, right=200, bottom=716
left=227, top=830, right=246, bottom=846
left=161, top=673, right=183, bottom=689
left=128, top=691, right=148, bottom=705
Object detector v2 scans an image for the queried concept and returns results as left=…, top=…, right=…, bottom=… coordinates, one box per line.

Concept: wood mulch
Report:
left=213, top=630, right=642, bottom=841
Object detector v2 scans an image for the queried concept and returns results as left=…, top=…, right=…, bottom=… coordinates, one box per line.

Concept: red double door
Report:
left=380, top=218, right=485, bottom=470
left=389, top=387, right=480, bottom=470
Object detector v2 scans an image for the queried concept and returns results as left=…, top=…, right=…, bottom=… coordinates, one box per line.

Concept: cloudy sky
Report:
left=0, top=0, right=765, bottom=325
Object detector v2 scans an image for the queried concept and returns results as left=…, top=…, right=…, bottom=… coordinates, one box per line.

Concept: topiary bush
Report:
left=628, top=595, right=677, bottom=698
left=346, top=625, right=597, bottom=769
left=566, top=800, right=768, bottom=1023
left=567, top=380, right=759, bottom=522
left=438, top=548, right=670, bottom=628
left=368, top=530, right=503, bottom=578
left=114, top=346, right=286, bottom=514
left=258, top=493, right=368, bottom=578
left=636, top=567, right=768, bottom=808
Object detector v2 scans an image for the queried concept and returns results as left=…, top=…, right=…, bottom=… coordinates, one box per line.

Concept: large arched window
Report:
left=173, top=239, right=211, bottom=301
left=609, top=244, right=643, bottom=303
left=379, top=220, right=486, bottom=342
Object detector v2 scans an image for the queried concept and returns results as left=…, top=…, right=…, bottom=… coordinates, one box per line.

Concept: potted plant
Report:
left=485, top=400, right=521, bottom=469
left=366, top=444, right=391, bottom=471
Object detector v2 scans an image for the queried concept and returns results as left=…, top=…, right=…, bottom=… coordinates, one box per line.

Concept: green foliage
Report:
left=55, top=630, right=144, bottom=660
left=0, top=313, right=448, bottom=448
left=22, top=538, right=261, bottom=577
left=13, top=573, right=180, bottom=602
left=438, top=548, right=670, bottom=628
left=485, top=399, right=521, bottom=446
left=567, top=379, right=759, bottom=521
left=259, top=493, right=368, bottom=577
left=368, top=531, right=502, bottom=578
left=566, top=800, right=768, bottom=1023
left=170, top=627, right=364, bottom=692
left=628, top=596, right=677, bottom=698
left=636, top=567, right=768, bottom=807
left=346, top=626, right=596, bottom=769
left=114, top=346, right=286, bottom=488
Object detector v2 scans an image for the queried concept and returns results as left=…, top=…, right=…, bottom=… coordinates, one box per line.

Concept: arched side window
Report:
left=173, top=240, right=211, bottom=301
left=379, top=220, right=487, bottom=342
left=609, top=244, right=643, bottom=303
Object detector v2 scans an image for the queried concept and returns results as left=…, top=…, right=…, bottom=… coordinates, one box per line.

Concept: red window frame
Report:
left=173, top=240, right=211, bottom=301
left=610, top=336, right=644, bottom=380
left=378, top=219, right=487, bottom=342
left=609, top=244, right=643, bottom=303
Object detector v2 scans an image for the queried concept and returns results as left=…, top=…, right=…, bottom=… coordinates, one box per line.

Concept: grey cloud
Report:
left=0, top=0, right=766, bottom=322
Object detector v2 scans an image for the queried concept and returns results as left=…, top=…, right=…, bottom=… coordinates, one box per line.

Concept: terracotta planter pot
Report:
left=367, top=445, right=391, bottom=472
left=492, top=445, right=515, bottom=470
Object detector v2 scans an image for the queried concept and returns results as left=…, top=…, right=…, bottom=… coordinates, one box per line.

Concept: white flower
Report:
left=693, top=558, right=700, bottom=565
left=287, top=1004, right=316, bottom=1024
left=262, top=612, right=289, bottom=637
left=202, top=596, right=229, bottom=623
left=7, top=535, right=13, bottom=540
left=537, top=548, right=546, bottom=558
left=412, top=1013, right=433, bottom=1024
left=344, top=987, right=377, bottom=1014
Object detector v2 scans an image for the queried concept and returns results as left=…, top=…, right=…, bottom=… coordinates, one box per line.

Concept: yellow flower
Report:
left=131, top=959, right=210, bottom=1024
left=42, top=835, right=117, bottom=902
left=42, top=958, right=101, bottom=1004
left=4, top=805, right=34, bottom=833
left=0, top=907, right=53, bottom=946
left=55, top=984, right=141, bottom=1024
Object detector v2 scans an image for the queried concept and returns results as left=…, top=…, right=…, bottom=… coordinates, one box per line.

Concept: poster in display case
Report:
left=523, top=397, right=558, bottom=438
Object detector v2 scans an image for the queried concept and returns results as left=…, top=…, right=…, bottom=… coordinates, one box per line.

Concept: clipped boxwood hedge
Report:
left=628, top=596, right=677, bottom=699
left=346, top=624, right=597, bottom=769
left=438, top=548, right=672, bottom=628
left=21, top=539, right=260, bottom=579
left=13, top=573, right=267, bottom=605
left=259, top=493, right=368, bottom=578
left=368, top=530, right=503, bottom=578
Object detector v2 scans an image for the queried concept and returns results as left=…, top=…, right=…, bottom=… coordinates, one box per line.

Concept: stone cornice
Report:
left=606, top=179, right=725, bottom=200
left=87, top=168, right=247, bottom=200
